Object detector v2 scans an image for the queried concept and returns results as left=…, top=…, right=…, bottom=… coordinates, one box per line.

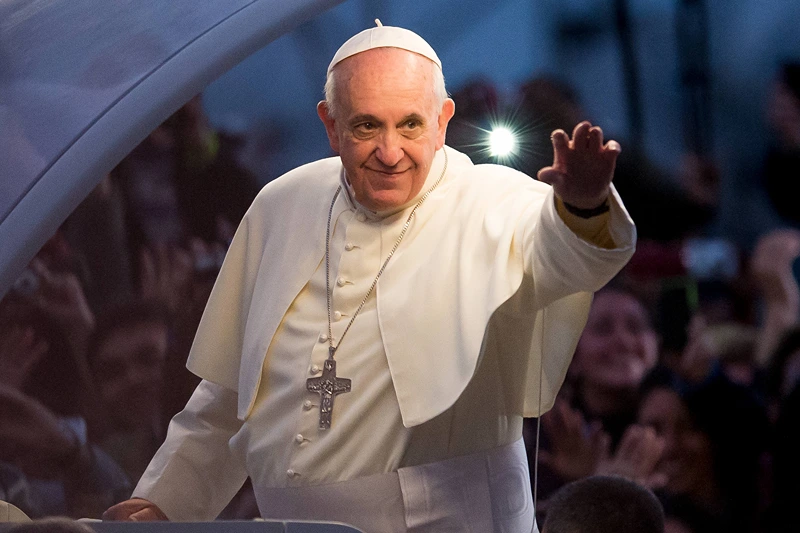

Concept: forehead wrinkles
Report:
left=336, top=48, right=437, bottom=114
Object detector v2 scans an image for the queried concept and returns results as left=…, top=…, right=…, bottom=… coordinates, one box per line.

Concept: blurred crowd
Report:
left=2, top=61, right=800, bottom=532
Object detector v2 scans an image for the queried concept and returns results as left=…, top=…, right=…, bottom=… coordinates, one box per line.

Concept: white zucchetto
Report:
left=327, top=19, right=442, bottom=74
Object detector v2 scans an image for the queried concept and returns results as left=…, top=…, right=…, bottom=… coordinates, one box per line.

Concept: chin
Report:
left=591, top=368, right=632, bottom=385
left=365, top=192, right=407, bottom=210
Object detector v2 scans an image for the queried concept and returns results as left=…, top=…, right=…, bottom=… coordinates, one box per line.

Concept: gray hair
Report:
left=324, top=58, right=448, bottom=120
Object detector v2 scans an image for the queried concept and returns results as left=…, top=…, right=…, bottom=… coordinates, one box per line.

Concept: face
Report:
left=94, top=321, right=168, bottom=429
left=574, top=290, right=659, bottom=390
left=638, top=388, right=715, bottom=497
left=318, top=47, right=455, bottom=211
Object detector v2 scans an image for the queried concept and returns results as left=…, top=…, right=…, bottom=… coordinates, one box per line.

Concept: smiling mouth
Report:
left=367, top=168, right=408, bottom=176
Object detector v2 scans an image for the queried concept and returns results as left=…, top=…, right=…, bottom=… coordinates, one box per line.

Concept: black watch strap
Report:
left=562, top=199, right=610, bottom=219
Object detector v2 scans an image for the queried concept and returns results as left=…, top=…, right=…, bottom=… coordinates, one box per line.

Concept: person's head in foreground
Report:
left=7, top=518, right=93, bottom=533
left=316, top=21, right=455, bottom=212
left=542, top=475, right=665, bottom=533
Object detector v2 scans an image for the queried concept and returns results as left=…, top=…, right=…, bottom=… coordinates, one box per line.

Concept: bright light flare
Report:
left=488, top=127, right=517, bottom=157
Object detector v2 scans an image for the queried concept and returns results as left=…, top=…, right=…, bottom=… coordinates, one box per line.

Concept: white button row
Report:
left=344, top=242, right=355, bottom=251
left=310, top=365, right=320, bottom=374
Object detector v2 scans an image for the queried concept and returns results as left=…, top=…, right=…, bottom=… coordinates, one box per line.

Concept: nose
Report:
left=611, top=323, right=639, bottom=351
left=375, top=130, right=404, bottom=167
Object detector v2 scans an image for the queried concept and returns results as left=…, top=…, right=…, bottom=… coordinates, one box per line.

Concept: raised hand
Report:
left=138, top=244, right=193, bottom=316
left=0, top=323, right=49, bottom=390
left=28, top=259, right=95, bottom=354
left=537, top=121, right=621, bottom=209
left=751, top=228, right=800, bottom=310
left=538, top=399, right=610, bottom=482
left=751, top=228, right=800, bottom=366
left=0, top=385, right=84, bottom=478
left=680, top=314, right=718, bottom=384
left=596, top=424, right=666, bottom=490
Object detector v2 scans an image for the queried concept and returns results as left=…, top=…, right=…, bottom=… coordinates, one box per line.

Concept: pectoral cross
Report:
left=306, top=353, right=351, bottom=430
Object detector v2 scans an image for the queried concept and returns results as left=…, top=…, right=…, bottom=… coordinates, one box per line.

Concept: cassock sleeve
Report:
left=132, top=380, right=247, bottom=521
left=520, top=184, right=635, bottom=311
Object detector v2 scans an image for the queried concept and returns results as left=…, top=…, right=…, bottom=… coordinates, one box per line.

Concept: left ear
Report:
left=435, top=98, right=456, bottom=150
left=317, top=101, right=340, bottom=153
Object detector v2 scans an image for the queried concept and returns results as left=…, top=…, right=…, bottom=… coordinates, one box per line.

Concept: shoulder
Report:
left=237, top=156, right=341, bottom=231
left=251, top=156, right=342, bottom=208
left=444, top=147, right=550, bottom=199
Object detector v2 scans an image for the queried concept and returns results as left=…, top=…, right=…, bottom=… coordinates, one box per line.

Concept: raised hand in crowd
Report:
left=0, top=385, right=88, bottom=479
left=138, top=244, right=194, bottom=316
left=539, top=399, right=610, bottom=482
left=679, top=314, right=718, bottom=384
left=751, top=228, right=800, bottom=366
left=138, top=239, right=222, bottom=316
left=0, top=383, right=132, bottom=518
left=0, top=323, right=49, bottom=390
left=27, top=259, right=95, bottom=358
left=540, top=399, right=666, bottom=489
left=596, top=424, right=666, bottom=490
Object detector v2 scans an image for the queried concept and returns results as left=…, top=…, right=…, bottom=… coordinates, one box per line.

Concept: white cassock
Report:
left=133, top=146, right=636, bottom=532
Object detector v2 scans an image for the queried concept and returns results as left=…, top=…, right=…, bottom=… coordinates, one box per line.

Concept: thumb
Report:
left=537, top=167, right=564, bottom=188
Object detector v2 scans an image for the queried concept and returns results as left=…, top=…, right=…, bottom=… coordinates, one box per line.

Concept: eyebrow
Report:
left=347, top=113, right=427, bottom=127
left=348, top=114, right=382, bottom=127
left=398, top=113, right=426, bottom=126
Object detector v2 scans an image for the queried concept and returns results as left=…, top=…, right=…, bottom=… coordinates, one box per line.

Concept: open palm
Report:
left=537, top=121, right=621, bottom=209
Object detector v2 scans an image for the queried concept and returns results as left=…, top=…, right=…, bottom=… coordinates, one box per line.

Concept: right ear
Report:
left=317, top=101, right=340, bottom=153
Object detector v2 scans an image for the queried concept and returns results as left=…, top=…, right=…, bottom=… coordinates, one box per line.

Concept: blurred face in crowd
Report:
left=638, top=387, right=715, bottom=497
left=94, top=321, right=168, bottom=429
left=318, top=47, right=455, bottom=211
left=574, top=289, right=659, bottom=390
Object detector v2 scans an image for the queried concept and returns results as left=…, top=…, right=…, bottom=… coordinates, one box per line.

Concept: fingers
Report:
left=549, top=122, right=621, bottom=175
left=103, top=499, right=168, bottom=521
left=550, top=129, right=570, bottom=152
left=587, top=127, right=603, bottom=152
left=568, top=122, right=604, bottom=151
left=607, top=425, right=665, bottom=485
left=603, top=139, right=621, bottom=156
left=554, top=122, right=619, bottom=153
left=130, top=507, right=167, bottom=522
left=571, top=122, right=591, bottom=149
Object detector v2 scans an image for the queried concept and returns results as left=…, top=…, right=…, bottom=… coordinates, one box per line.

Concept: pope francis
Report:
left=104, top=22, right=636, bottom=532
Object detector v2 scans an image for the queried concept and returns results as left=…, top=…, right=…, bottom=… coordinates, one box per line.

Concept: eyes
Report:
left=351, top=118, right=424, bottom=139
left=586, top=315, right=650, bottom=337
left=353, top=122, right=378, bottom=137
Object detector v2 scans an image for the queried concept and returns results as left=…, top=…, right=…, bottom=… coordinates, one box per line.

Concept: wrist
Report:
left=561, top=198, right=610, bottom=218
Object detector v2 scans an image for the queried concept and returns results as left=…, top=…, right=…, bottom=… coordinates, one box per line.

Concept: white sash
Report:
left=254, top=438, right=538, bottom=533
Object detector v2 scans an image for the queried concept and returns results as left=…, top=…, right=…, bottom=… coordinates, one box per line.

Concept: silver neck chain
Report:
left=325, top=150, right=449, bottom=360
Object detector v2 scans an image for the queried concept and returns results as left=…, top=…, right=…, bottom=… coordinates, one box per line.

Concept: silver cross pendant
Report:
left=306, top=356, right=351, bottom=430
